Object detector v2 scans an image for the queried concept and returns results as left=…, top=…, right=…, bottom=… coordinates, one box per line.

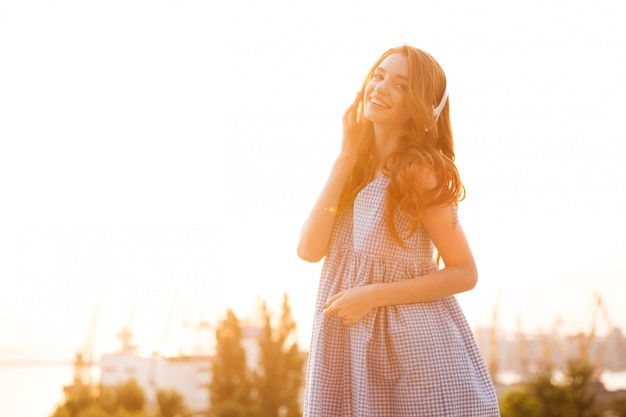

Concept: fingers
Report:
left=324, top=291, right=342, bottom=308
left=322, top=292, right=342, bottom=317
left=343, top=92, right=362, bottom=124
left=341, top=92, right=363, bottom=157
left=322, top=293, right=354, bottom=325
left=324, top=305, right=352, bottom=325
left=343, top=103, right=355, bottom=124
left=322, top=300, right=335, bottom=317
left=351, top=91, right=361, bottom=109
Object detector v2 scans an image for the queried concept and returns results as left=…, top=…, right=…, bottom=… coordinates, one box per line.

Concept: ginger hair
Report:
left=339, top=45, right=465, bottom=243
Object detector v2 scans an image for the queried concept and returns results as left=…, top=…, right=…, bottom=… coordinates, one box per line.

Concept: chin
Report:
left=363, top=107, right=381, bottom=123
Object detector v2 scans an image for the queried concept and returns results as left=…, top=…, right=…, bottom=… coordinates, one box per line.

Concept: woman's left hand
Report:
left=322, top=285, right=377, bottom=325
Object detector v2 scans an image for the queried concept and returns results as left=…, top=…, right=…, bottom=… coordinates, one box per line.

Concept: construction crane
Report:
left=487, top=296, right=500, bottom=384
left=117, top=300, right=138, bottom=354
left=183, top=318, right=214, bottom=356
left=575, top=292, right=613, bottom=374
left=539, top=316, right=563, bottom=370
left=65, top=298, right=100, bottom=395
left=160, top=291, right=180, bottom=356
left=515, top=314, right=529, bottom=379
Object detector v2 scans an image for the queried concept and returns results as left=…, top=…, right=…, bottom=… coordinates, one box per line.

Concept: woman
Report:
left=298, top=45, right=500, bottom=416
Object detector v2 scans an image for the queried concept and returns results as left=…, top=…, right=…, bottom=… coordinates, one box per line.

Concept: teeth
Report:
left=370, top=97, right=390, bottom=109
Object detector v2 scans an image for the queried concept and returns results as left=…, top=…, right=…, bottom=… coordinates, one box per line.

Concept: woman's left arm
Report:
left=323, top=204, right=477, bottom=324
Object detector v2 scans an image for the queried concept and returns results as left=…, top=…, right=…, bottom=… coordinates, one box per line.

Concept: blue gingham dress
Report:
left=304, top=177, right=500, bottom=416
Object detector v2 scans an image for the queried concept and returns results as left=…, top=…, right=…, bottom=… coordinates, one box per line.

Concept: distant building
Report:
left=98, top=322, right=269, bottom=415
left=474, top=323, right=626, bottom=387
left=100, top=353, right=211, bottom=415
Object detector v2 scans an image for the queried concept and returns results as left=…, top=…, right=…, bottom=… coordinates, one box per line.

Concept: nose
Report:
left=374, top=79, right=389, bottom=94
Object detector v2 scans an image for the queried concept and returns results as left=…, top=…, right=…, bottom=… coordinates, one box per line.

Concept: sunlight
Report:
left=1, top=1, right=626, bottom=415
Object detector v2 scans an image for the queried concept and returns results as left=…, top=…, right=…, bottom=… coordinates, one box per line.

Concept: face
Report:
left=363, top=53, right=411, bottom=128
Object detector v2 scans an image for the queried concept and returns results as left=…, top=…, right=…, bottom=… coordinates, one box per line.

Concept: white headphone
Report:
left=433, top=87, right=448, bottom=120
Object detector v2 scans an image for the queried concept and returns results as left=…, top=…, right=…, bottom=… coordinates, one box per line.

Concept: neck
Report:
left=373, top=124, right=402, bottom=163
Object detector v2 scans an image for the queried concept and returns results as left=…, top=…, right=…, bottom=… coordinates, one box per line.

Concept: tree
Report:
left=50, top=379, right=149, bottom=417
left=156, top=389, right=192, bottom=417
left=498, top=385, right=542, bottom=417
left=114, top=379, right=146, bottom=413
left=255, top=294, right=304, bottom=417
left=500, top=361, right=602, bottom=417
left=50, top=405, right=72, bottom=417
left=209, top=309, right=256, bottom=417
left=527, top=367, right=569, bottom=417
left=52, top=383, right=96, bottom=417
left=97, top=385, right=118, bottom=415
left=76, top=405, right=109, bottom=417
left=559, top=361, right=600, bottom=417
left=606, top=396, right=626, bottom=417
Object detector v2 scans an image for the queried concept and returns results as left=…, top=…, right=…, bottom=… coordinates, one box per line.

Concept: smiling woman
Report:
left=298, top=45, right=499, bottom=416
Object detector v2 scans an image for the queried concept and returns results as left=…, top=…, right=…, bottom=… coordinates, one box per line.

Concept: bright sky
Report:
left=1, top=0, right=625, bottom=363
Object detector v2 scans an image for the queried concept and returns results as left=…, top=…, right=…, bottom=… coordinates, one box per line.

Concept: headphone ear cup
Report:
left=433, top=88, right=448, bottom=120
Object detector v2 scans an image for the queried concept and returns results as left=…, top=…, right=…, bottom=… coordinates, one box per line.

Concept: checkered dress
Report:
left=304, top=177, right=500, bottom=416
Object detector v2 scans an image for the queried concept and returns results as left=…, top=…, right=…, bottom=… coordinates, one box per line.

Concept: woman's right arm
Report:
left=297, top=155, right=356, bottom=262
left=297, top=94, right=362, bottom=263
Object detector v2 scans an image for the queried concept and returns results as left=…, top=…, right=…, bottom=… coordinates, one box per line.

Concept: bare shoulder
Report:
left=421, top=203, right=459, bottom=230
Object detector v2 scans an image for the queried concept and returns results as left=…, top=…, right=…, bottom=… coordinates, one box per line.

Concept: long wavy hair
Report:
left=339, top=45, right=465, bottom=243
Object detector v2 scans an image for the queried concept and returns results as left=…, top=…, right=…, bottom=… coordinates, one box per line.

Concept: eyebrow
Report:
left=375, top=66, right=409, bottom=81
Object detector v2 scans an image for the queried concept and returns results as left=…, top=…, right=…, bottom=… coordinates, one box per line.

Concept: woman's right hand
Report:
left=340, top=92, right=363, bottom=159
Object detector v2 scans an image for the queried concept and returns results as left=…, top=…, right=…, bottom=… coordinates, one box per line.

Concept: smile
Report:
left=370, top=96, right=391, bottom=109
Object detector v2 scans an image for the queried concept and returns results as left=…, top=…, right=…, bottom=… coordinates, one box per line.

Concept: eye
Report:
left=373, top=74, right=383, bottom=81
left=395, top=83, right=408, bottom=90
